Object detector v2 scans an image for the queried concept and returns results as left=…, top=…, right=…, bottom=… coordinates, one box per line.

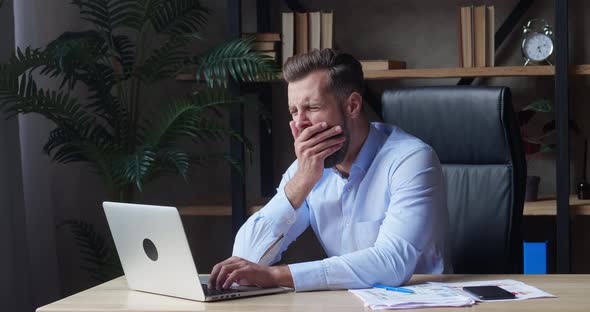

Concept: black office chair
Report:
left=381, top=86, right=526, bottom=273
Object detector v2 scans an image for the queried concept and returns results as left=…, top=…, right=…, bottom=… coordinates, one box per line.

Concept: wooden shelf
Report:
left=176, top=65, right=590, bottom=82
left=179, top=198, right=267, bottom=216
left=363, top=64, right=590, bottom=79
left=364, top=65, right=556, bottom=79
left=524, top=195, right=590, bottom=216
left=181, top=194, right=590, bottom=217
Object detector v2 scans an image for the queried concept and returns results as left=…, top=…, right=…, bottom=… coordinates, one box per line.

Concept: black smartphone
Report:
left=462, top=286, right=516, bottom=300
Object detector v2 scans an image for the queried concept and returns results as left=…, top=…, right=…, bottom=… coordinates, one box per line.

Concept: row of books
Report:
left=458, top=5, right=495, bottom=68
left=281, top=11, right=333, bottom=64
left=243, top=14, right=405, bottom=72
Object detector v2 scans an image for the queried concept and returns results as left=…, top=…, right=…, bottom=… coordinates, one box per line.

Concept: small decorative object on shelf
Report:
left=578, top=140, right=590, bottom=200
left=522, top=18, right=554, bottom=66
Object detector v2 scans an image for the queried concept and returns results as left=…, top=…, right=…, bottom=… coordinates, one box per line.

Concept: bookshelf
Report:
left=212, top=0, right=573, bottom=274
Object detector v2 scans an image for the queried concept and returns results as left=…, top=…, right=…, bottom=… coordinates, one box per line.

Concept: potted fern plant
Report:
left=0, top=0, right=278, bottom=202
left=0, top=0, right=279, bottom=282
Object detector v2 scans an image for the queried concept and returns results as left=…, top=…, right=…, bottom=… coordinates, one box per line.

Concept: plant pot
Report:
left=525, top=176, right=541, bottom=202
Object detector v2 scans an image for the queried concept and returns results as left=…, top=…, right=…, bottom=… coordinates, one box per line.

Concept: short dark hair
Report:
left=282, top=49, right=363, bottom=101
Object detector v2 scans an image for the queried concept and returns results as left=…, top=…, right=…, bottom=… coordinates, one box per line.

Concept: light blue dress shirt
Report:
left=233, top=122, right=448, bottom=291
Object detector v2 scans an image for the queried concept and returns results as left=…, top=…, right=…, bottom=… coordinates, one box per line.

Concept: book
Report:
left=295, top=12, right=308, bottom=54
left=474, top=5, right=486, bottom=67
left=359, top=60, right=406, bottom=71
left=457, top=6, right=463, bottom=67
left=320, top=11, right=333, bottom=49
left=258, top=51, right=276, bottom=60
left=252, top=41, right=276, bottom=51
left=281, top=12, right=294, bottom=64
left=486, top=6, right=495, bottom=66
left=308, top=11, right=321, bottom=51
left=241, top=32, right=280, bottom=42
left=459, top=6, right=474, bottom=68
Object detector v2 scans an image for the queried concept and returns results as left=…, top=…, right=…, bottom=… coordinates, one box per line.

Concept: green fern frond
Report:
left=191, top=119, right=252, bottom=150
left=145, top=101, right=200, bottom=147
left=0, top=73, right=119, bottom=167
left=137, top=35, right=190, bottom=83
left=43, top=123, right=116, bottom=164
left=1, top=74, right=83, bottom=124
left=43, top=127, right=85, bottom=161
left=52, top=144, right=88, bottom=163
left=78, top=64, right=128, bottom=136
left=143, top=91, right=241, bottom=148
left=156, top=149, right=190, bottom=179
left=73, top=0, right=143, bottom=34
left=150, top=0, right=210, bottom=36
left=130, top=0, right=163, bottom=31
left=82, top=64, right=118, bottom=112
left=116, top=148, right=156, bottom=191
left=112, top=34, right=135, bottom=76
left=83, top=142, right=127, bottom=188
left=58, top=220, right=123, bottom=282
left=7, top=47, right=50, bottom=76
left=43, top=31, right=110, bottom=89
left=196, top=37, right=280, bottom=88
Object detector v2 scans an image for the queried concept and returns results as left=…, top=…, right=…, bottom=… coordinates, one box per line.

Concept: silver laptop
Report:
left=103, top=201, right=290, bottom=301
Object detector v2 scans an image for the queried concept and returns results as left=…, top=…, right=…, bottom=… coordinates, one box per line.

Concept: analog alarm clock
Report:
left=522, top=19, right=554, bottom=66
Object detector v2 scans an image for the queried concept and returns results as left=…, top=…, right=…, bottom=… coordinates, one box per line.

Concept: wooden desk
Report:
left=37, top=274, right=590, bottom=311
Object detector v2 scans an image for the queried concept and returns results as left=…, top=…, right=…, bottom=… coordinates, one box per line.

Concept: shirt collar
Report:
left=351, top=123, right=381, bottom=173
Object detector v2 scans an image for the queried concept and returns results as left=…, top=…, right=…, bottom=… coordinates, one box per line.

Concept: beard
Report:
left=324, top=123, right=350, bottom=168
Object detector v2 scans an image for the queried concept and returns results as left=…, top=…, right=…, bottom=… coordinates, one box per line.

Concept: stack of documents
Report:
left=349, top=284, right=475, bottom=310
left=430, top=279, right=556, bottom=302
left=350, top=279, right=556, bottom=310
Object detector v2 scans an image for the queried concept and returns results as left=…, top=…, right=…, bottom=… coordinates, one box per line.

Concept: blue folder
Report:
left=523, top=241, right=548, bottom=274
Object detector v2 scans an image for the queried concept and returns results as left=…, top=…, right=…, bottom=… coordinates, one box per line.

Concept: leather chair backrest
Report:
left=381, top=86, right=526, bottom=273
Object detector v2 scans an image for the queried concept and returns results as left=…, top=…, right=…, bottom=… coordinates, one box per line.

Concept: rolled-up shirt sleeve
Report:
left=288, top=147, right=446, bottom=291
left=232, top=162, right=310, bottom=266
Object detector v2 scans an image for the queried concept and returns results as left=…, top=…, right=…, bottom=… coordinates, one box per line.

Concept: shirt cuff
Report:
left=260, top=189, right=297, bottom=236
left=288, top=260, right=328, bottom=292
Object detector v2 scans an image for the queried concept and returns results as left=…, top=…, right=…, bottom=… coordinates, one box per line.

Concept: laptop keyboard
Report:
left=202, top=284, right=240, bottom=296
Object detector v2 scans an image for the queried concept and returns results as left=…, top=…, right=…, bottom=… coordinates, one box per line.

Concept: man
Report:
left=209, top=49, right=448, bottom=291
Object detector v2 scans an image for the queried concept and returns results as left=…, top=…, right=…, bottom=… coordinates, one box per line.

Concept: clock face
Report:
left=523, top=32, right=554, bottom=62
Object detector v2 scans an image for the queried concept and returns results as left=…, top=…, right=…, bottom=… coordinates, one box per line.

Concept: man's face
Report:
left=287, top=71, right=350, bottom=168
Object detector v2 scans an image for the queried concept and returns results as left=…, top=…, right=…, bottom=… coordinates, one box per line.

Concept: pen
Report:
left=373, top=284, right=415, bottom=294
